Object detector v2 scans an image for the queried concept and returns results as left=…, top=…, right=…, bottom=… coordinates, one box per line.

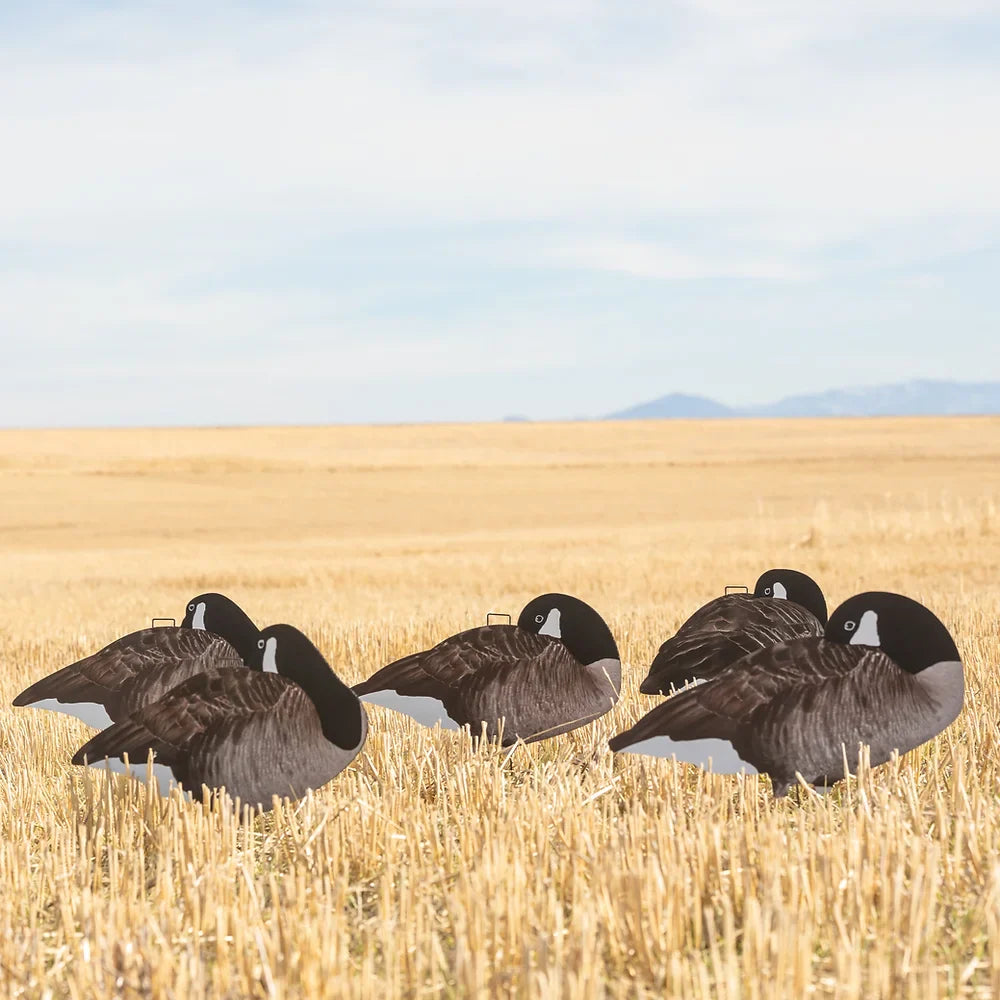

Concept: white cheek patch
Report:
left=262, top=637, right=278, bottom=673
left=191, top=602, right=207, bottom=630
left=359, top=690, right=461, bottom=731
left=30, top=698, right=113, bottom=730
left=850, top=610, right=881, bottom=647
left=538, top=608, right=562, bottom=638
left=772, top=582, right=788, bottom=600
left=618, top=735, right=759, bottom=775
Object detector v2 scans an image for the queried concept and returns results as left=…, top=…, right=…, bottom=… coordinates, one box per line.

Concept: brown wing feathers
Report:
left=609, top=686, right=741, bottom=752
left=613, top=639, right=892, bottom=780
left=642, top=596, right=825, bottom=693
left=642, top=630, right=761, bottom=693
left=353, top=626, right=552, bottom=698
left=354, top=625, right=603, bottom=742
left=73, top=716, right=175, bottom=767
left=14, top=627, right=242, bottom=720
left=72, top=670, right=289, bottom=766
left=13, top=651, right=116, bottom=707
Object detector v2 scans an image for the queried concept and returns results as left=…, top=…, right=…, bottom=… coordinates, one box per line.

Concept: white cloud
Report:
left=2, top=1, right=998, bottom=237
left=551, top=240, right=812, bottom=281
left=0, top=0, right=998, bottom=422
left=0, top=268, right=606, bottom=380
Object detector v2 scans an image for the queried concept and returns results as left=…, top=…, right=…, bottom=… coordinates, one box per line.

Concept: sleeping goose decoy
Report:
left=611, top=592, right=963, bottom=797
left=354, top=593, right=620, bottom=745
left=12, top=593, right=259, bottom=730
left=640, top=569, right=828, bottom=695
left=72, top=624, right=367, bottom=808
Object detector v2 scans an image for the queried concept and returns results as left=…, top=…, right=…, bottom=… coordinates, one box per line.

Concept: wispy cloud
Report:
left=551, top=241, right=814, bottom=282
left=1, top=0, right=999, bottom=424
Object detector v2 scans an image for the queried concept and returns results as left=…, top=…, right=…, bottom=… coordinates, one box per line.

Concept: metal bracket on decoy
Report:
left=487, top=613, right=512, bottom=626
left=151, top=618, right=177, bottom=628
left=725, top=586, right=749, bottom=595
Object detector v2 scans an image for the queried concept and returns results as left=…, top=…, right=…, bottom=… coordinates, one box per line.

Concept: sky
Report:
left=2, top=0, right=999, bottom=427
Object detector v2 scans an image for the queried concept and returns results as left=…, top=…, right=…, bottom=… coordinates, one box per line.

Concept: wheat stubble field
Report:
left=1, top=417, right=999, bottom=999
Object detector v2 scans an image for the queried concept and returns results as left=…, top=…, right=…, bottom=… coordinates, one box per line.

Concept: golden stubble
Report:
left=0, top=416, right=998, bottom=998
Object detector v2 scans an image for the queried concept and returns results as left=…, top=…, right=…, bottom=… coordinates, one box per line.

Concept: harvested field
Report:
left=1, top=416, right=999, bottom=998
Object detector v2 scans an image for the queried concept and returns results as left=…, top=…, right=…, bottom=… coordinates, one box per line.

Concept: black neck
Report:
left=568, top=619, right=620, bottom=665
left=217, top=614, right=261, bottom=667
left=182, top=596, right=261, bottom=666
left=287, top=661, right=364, bottom=749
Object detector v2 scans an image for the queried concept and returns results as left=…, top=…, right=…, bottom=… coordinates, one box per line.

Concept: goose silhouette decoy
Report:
left=640, top=569, right=828, bottom=695
left=611, top=592, right=963, bottom=797
left=354, top=593, right=621, bottom=745
left=72, top=624, right=367, bottom=808
left=12, top=593, right=260, bottom=730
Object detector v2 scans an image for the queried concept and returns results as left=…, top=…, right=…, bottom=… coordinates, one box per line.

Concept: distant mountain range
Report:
left=605, top=380, right=1000, bottom=420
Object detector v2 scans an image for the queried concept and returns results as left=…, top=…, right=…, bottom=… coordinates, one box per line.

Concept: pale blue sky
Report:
left=2, top=0, right=999, bottom=426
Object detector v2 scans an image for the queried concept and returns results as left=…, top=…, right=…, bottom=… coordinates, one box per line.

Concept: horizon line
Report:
left=1, top=412, right=998, bottom=434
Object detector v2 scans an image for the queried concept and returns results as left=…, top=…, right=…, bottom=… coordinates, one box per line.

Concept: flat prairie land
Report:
left=1, top=416, right=999, bottom=998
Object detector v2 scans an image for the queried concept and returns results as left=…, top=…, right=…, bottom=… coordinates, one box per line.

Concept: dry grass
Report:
left=1, top=416, right=999, bottom=998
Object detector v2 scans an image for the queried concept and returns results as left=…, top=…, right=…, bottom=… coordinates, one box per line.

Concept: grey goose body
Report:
left=73, top=624, right=367, bottom=809
left=12, top=593, right=259, bottom=730
left=612, top=592, right=963, bottom=797
left=641, top=569, right=828, bottom=695
left=354, top=593, right=620, bottom=745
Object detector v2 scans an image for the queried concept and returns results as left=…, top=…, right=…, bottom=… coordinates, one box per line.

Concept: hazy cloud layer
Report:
left=2, top=0, right=998, bottom=425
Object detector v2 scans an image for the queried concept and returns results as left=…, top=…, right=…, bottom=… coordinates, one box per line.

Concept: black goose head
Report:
left=516, top=593, right=619, bottom=665
left=753, top=569, right=828, bottom=625
left=825, top=592, right=961, bottom=674
left=254, top=624, right=364, bottom=750
left=181, top=592, right=260, bottom=665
